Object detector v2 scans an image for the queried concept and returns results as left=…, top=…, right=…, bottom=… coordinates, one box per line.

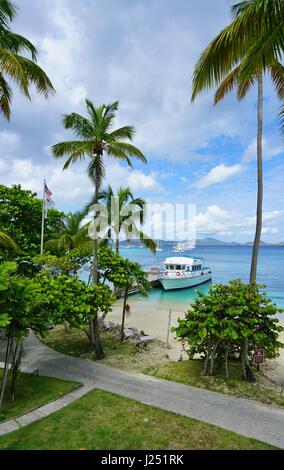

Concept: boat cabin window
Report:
left=175, top=265, right=182, bottom=270
left=192, top=265, right=202, bottom=271
left=169, top=265, right=174, bottom=270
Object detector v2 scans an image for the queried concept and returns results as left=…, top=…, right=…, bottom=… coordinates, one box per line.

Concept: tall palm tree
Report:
left=86, top=185, right=156, bottom=254
left=214, top=62, right=284, bottom=282
left=52, top=99, right=146, bottom=359
left=45, top=211, right=90, bottom=254
left=191, top=0, right=284, bottom=284
left=0, top=0, right=55, bottom=120
left=191, top=0, right=284, bottom=380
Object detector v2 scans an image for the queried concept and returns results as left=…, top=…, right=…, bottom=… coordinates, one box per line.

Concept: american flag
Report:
left=43, top=180, right=54, bottom=218
left=44, top=180, right=53, bottom=200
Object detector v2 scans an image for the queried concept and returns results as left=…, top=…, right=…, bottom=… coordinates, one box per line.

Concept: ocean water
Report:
left=120, top=245, right=284, bottom=309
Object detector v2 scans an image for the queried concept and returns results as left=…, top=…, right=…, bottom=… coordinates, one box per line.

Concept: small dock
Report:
left=117, top=269, right=161, bottom=297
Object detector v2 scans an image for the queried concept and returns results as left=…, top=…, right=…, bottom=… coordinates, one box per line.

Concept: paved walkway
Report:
left=1, top=334, right=284, bottom=448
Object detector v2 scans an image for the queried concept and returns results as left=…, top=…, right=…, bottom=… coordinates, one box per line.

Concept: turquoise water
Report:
left=120, top=245, right=284, bottom=309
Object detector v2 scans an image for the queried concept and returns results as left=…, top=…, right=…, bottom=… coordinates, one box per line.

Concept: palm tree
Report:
left=45, top=211, right=90, bottom=254
left=191, top=0, right=284, bottom=284
left=0, top=0, right=55, bottom=120
left=214, top=64, right=283, bottom=283
left=191, top=0, right=284, bottom=380
left=0, top=227, right=19, bottom=253
left=86, top=185, right=156, bottom=254
left=52, top=99, right=147, bottom=358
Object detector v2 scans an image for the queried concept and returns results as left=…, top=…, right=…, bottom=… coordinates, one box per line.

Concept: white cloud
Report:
left=243, top=137, right=284, bottom=162
left=195, top=164, right=243, bottom=189
left=0, top=147, right=162, bottom=209
left=193, top=205, right=284, bottom=238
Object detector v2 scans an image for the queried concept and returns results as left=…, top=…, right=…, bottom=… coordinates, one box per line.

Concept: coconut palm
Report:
left=214, top=63, right=284, bottom=283
left=191, top=0, right=284, bottom=101
left=45, top=211, right=90, bottom=254
left=0, top=0, right=55, bottom=120
left=51, top=99, right=146, bottom=359
left=191, top=0, right=284, bottom=381
left=191, top=0, right=284, bottom=283
left=86, top=185, right=156, bottom=254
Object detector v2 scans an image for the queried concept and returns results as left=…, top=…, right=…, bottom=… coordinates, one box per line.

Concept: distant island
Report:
left=195, top=237, right=284, bottom=247
left=120, top=237, right=284, bottom=247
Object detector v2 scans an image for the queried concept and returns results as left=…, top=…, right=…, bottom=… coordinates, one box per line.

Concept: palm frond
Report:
left=270, top=62, right=284, bottom=100
left=237, top=73, right=256, bottom=100
left=0, top=48, right=29, bottom=96
left=124, top=224, right=156, bottom=254
left=15, top=54, right=55, bottom=97
left=214, top=65, right=241, bottom=104
left=108, top=125, right=135, bottom=141
left=62, top=112, right=94, bottom=138
left=191, top=0, right=283, bottom=101
left=108, top=142, right=147, bottom=164
left=0, top=72, right=11, bottom=119
left=0, top=0, right=17, bottom=26
left=51, top=140, right=92, bottom=166
left=279, top=102, right=284, bottom=137
left=0, top=32, right=37, bottom=60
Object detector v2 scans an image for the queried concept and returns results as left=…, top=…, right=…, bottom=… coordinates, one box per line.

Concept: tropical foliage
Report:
left=0, top=262, right=49, bottom=405
left=0, top=0, right=55, bottom=119
left=33, top=246, right=93, bottom=278
left=0, top=184, right=63, bottom=256
left=36, top=272, right=114, bottom=353
left=174, top=280, right=283, bottom=379
left=45, top=210, right=91, bottom=254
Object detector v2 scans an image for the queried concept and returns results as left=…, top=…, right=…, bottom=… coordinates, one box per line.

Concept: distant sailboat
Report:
left=172, top=242, right=184, bottom=254
left=156, top=240, right=163, bottom=252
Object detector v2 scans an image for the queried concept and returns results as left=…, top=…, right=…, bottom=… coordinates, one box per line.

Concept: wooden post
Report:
left=166, top=309, right=172, bottom=348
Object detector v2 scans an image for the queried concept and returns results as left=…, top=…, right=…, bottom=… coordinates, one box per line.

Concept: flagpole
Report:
left=40, top=180, right=45, bottom=254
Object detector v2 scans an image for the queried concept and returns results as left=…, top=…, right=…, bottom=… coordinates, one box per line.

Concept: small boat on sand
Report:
left=159, top=256, right=212, bottom=291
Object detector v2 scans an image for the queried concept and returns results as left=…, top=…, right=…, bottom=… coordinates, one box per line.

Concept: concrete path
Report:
left=1, top=334, right=284, bottom=448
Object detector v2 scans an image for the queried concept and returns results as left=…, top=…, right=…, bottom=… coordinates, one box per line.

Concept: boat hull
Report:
left=159, top=274, right=212, bottom=291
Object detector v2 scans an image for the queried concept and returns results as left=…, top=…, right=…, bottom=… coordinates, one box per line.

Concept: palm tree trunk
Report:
left=250, top=74, right=263, bottom=284
left=92, top=176, right=99, bottom=284
left=116, top=236, right=119, bottom=255
left=91, top=156, right=105, bottom=359
left=243, top=75, right=263, bottom=382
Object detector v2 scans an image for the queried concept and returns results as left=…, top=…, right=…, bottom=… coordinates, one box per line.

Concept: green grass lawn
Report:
left=0, top=370, right=80, bottom=423
left=145, top=359, right=284, bottom=407
left=0, top=389, right=276, bottom=450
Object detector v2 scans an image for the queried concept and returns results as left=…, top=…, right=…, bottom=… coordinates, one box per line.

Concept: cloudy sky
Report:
left=1, top=0, right=284, bottom=242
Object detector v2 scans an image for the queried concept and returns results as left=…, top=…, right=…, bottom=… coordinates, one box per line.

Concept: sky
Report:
left=1, top=0, right=284, bottom=242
